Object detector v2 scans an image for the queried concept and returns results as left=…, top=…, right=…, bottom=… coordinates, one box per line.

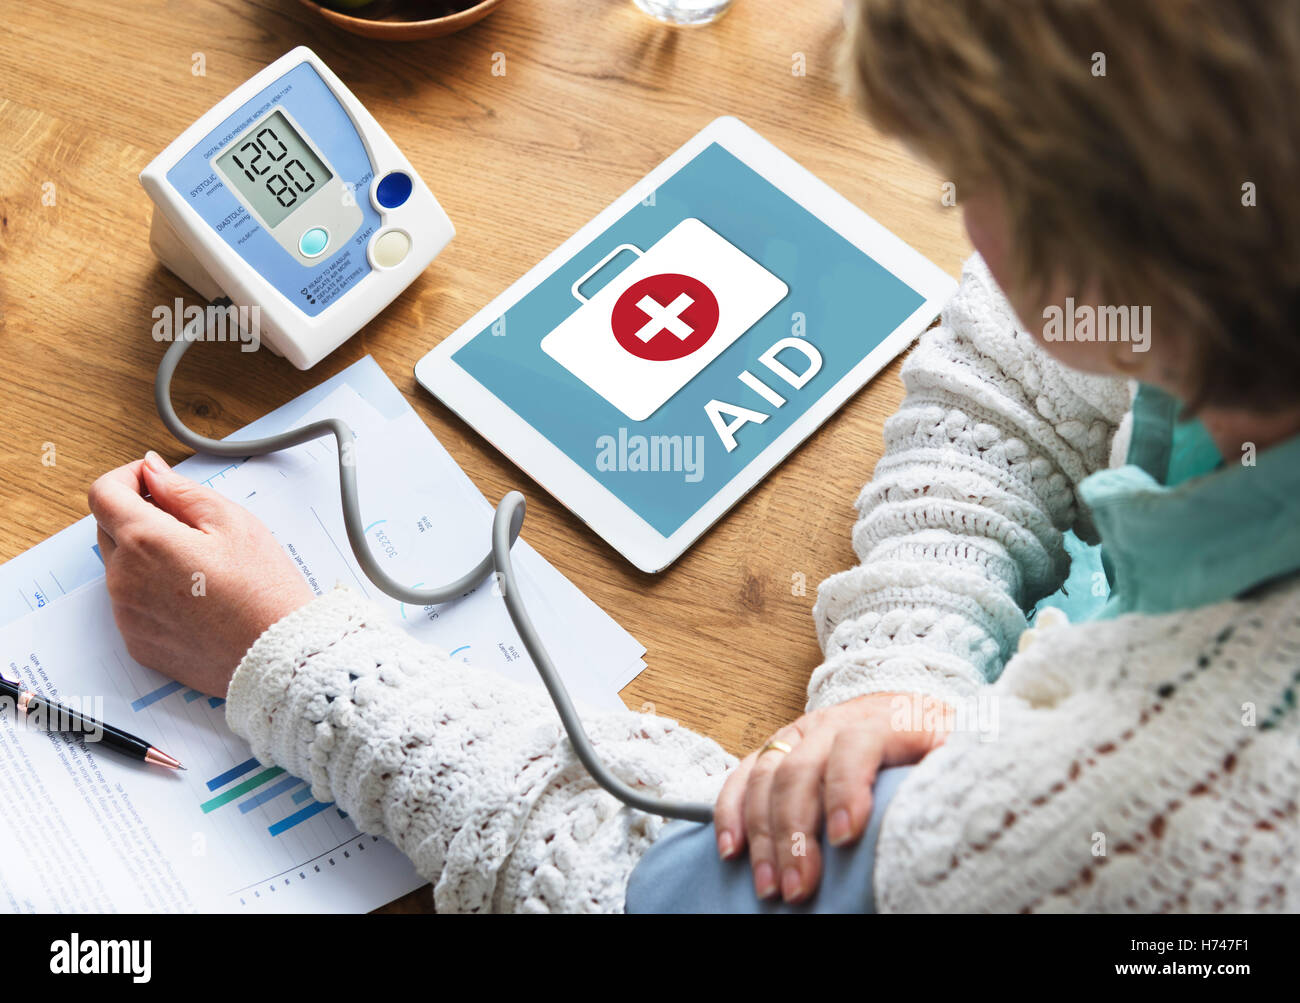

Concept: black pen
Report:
left=0, top=674, right=185, bottom=770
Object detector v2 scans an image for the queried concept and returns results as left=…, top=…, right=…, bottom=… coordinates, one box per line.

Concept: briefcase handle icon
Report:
left=571, top=243, right=645, bottom=304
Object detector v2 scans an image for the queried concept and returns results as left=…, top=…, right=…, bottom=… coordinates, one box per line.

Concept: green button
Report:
left=299, top=227, right=329, bottom=258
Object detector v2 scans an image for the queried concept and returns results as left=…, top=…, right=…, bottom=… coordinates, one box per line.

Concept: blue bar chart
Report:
left=131, top=680, right=185, bottom=711
left=203, top=760, right=337, bottom=837
left=131, top=679, right=225, bottom=712
left=268, top=801, right=332, bottom=836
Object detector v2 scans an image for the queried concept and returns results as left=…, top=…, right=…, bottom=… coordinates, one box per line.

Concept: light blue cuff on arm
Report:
left=625, top=766, right=913, bottom=914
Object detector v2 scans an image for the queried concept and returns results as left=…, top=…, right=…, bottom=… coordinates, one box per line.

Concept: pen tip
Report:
left=145, top=747, right=185, bottom=771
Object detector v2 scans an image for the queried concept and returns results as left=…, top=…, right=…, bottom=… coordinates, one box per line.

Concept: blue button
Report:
left=299, top=227, right=329, bottom=258
left=375, top=171, right=413, bottom=209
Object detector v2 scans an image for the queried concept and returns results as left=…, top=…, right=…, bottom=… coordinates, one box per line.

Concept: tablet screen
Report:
left=449, top=141, right=928, bottom=539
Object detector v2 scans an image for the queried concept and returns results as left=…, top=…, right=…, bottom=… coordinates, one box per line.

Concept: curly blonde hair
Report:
left=845, top=0, right=1300, bottom=409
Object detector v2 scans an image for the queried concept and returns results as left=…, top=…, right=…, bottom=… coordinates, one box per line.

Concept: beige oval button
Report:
left=372, top=229, right=411, bottom=268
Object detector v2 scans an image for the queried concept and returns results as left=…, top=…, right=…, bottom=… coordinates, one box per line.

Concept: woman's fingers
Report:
left=769, top=725, right=836, bottom=903
left=713, top=751, right=758, bottom=859
left=823, top=725, right=886, bottom=848
left=140, top=451, right=239, bottom=532
left=743, top=758, right=781, bottom=898
left=715, top=694, right=951, bottom=907
left=744, top=724, right=803, bottom=899
left=87, top=459, right=175, bottom=543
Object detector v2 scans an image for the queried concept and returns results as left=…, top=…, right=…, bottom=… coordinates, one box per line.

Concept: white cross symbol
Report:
left=632, top=292, right=695, bottom=343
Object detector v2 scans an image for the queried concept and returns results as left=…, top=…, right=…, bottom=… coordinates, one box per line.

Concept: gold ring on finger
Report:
left=759, top=738, right=794, bottom=759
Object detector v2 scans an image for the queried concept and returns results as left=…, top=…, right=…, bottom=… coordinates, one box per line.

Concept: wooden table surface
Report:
left=0, top=0, right=969, bottom=911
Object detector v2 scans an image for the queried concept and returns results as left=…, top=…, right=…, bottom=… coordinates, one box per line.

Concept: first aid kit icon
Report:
left=541, top=218, right=788, bottom=421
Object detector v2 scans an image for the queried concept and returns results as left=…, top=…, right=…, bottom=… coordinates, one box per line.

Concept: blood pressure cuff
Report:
left=624, top=765, right=912, bottom=914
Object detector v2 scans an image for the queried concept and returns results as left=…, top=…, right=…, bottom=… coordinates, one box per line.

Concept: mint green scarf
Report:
left=1035, top=384, right=1300, bottom=622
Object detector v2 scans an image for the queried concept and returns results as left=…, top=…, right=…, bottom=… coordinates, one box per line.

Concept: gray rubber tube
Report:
left=154, top=306, right=714, bottom=824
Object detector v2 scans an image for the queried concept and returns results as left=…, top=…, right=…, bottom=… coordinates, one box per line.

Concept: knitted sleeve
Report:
left=872, top=583, right=1300, bottom=913
left=224, top=587, right=735, bottom=913
left=807, top=254, right=1132, bottom=711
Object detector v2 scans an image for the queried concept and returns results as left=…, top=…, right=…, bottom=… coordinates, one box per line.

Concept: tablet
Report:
left=415, top=116, right=956, bottom=573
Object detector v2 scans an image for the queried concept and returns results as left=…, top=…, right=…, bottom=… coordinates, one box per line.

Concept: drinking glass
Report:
left=633, top=0, right=735, bottom=27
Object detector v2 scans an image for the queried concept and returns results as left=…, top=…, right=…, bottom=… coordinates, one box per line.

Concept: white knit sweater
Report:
left=226, top=255, right=1300, bottom=913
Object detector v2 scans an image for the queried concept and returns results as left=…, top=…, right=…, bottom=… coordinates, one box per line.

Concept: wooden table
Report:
left=0, top=0, right=969, bottom=911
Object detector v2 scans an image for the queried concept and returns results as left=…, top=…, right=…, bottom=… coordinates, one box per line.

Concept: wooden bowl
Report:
left=298, top=0, right=507, bottom=41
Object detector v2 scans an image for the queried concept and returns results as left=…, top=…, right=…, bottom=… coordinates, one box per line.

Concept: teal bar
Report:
left=200, top=767, right=285, bottom=814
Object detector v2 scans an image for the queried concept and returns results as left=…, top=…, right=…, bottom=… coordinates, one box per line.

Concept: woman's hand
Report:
left=714, top=691, right=952, bottom=904
left=89, top=452, right=315, bottom=697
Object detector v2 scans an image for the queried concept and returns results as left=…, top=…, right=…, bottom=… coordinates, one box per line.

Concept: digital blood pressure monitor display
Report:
left=141, top=47, right=454, bottom=369
left=213, top=110, right=332, bottom=229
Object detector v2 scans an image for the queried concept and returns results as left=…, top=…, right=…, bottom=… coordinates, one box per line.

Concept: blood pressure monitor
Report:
left=140, top=47, right=454, bottom=369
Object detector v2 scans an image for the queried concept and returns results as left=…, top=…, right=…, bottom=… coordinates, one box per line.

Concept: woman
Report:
left=91, top=0, right=1300, bottom=912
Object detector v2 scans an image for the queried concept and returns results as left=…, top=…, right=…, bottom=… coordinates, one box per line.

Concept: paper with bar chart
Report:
left=0, top=361, right=647, bottom=912
left=0, top=581, right=422, bottom=913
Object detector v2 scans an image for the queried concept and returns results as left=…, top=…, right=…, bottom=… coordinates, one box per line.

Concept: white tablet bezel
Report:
left=415, top=115, right=956, bottom=573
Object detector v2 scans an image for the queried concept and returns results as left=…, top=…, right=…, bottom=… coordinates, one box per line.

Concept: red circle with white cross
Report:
left=610, top=273, right=720, bottom=362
